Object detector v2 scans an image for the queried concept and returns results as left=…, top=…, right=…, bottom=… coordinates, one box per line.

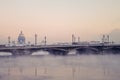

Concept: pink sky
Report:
left=0, top=0, right=120, bottom=44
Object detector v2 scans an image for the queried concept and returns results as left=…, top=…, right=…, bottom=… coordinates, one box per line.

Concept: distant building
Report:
left=18, top=31, right=26, bottom=45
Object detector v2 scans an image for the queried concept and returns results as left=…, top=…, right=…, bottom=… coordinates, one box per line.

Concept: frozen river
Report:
left=0, top=52, right=120, bottom=80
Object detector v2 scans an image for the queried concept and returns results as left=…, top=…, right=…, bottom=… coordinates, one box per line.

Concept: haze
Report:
left=0, top=0, right=120, bottom=44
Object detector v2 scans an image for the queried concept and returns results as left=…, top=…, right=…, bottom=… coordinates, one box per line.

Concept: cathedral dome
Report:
left=18, top=31, right=25, bottom=44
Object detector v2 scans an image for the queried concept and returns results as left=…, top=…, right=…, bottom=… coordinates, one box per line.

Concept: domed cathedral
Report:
left=18, top=31, right=26, bottom=45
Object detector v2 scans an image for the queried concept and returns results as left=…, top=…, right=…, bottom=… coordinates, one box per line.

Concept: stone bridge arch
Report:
left=43, top=48, right=69, bottom=55
left=74, top=46, right=99, bottom=54
left=103, top=46, right=120, bottom=54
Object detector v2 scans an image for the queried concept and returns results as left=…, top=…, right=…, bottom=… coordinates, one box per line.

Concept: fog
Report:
left=0, top=52, right=120, bottom=80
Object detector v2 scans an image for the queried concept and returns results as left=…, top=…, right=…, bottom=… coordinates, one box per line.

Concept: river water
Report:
left=0, top=52, right=120, bottom=80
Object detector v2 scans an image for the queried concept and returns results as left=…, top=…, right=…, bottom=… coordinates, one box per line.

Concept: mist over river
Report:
left=0, top=52, right=120, bottom=80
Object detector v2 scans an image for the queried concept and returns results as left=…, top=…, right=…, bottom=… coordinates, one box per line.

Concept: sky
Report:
left=0, top=0, right=120, bottom=44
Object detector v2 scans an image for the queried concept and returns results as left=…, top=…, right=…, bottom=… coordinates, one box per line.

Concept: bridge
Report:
left=0, top=44, right=120, bottom=55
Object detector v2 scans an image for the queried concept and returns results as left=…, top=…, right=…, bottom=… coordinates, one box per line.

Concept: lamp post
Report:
left=8, top=36, right=11, bottom=46
left=35, top=34, right=37, bottom=45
